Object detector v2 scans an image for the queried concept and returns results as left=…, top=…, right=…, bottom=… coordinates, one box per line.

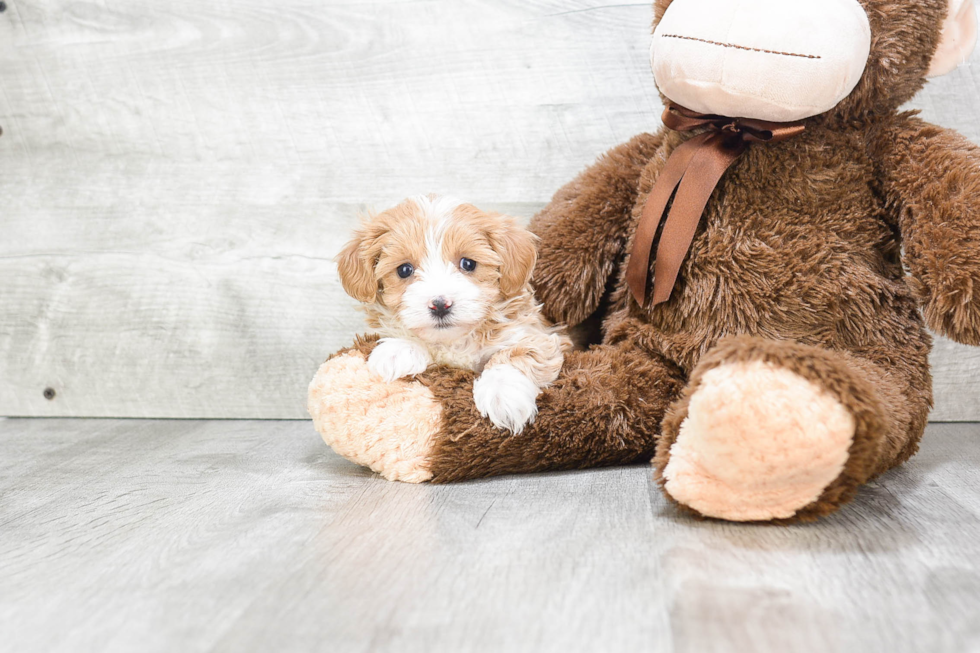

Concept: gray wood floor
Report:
left=1, top=419, right=979, bottom=653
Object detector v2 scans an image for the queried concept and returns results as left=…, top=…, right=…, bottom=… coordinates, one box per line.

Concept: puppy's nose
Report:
left=428, top=297, right=453, bottom=319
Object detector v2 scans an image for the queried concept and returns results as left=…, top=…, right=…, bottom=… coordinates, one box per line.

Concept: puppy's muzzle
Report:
left=428, top=297, right=454, bottom=319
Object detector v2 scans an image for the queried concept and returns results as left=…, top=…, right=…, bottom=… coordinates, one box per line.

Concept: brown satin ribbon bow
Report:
left=625, top=103, right=806, bottom=306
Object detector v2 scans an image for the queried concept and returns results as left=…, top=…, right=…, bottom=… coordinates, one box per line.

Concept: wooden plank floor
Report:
left=1, top=419, right=978, bottom=653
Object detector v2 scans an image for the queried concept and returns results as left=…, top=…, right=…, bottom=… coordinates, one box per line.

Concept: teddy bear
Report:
left=309, top=0, right=980, bottom=523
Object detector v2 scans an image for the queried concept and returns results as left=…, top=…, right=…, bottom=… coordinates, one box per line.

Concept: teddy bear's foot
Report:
left=653, top=336, right=909, bottom=523
left=660, top=360, right=856, bottom=521
left=308, top=344, right=442, bottom=483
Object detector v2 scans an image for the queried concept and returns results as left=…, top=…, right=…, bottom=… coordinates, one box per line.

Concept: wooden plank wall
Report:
left=1, top=0, right=979, bottom=419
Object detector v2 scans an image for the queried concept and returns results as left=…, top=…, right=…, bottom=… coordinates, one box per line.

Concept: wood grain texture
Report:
left=0, top=1, right=979, bottom=418
left=0, top=418, right=978, bottom=653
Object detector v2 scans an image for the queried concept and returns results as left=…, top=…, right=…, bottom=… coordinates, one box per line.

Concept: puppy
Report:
left=337, top=194, right=571, bottom=434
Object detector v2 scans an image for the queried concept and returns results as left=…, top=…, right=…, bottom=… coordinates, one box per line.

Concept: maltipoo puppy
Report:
left=337, top=194, right=571, bottom=434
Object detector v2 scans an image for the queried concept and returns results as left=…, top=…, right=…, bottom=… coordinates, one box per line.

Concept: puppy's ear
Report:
left=489, top=218, right=538, bottom=297
left=337, top=222, right=384, bottom=303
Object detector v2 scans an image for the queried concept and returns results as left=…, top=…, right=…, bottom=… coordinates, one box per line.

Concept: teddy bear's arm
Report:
left=530, top=132, right=664, bottom=327
left=871, top=113, right=980, bottom=345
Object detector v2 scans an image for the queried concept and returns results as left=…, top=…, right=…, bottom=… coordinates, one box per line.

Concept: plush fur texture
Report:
left=652, top=336, right=913, bottom=523
left=308, top=338, right=441, bottom=483
left=661, top=359, right=857, bottom=522
left=310, top=0, right=980, bottom=523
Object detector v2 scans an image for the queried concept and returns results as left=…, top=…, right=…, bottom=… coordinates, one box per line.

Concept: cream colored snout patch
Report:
left=651, top=0, right=871, bottom=122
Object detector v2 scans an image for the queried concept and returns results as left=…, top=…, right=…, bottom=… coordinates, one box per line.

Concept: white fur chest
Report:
left=426, top=337, right=489, bottom=372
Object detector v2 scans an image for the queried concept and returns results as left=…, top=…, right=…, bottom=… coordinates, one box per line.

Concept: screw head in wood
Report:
left=43, top=387, right=56, bottom=400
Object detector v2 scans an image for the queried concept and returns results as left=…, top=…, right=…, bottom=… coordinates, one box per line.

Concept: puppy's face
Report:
left=338, top=195, right=538, bottom=341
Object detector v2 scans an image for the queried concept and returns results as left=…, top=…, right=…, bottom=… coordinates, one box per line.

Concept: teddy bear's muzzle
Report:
left=650, top=0, right=871, bottom=123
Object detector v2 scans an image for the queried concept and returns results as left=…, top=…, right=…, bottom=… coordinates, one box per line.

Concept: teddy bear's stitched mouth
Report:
left=661, top=33, right=822, bottom=60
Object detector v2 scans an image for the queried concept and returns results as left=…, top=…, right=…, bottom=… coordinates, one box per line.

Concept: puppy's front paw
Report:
left=473, top=365, right=540, bottom=434
left=367, top=338, right=432, bottom=382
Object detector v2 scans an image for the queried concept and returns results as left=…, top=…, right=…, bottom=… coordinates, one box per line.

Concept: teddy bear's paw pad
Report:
left=662, top=360, right=856, bottom=521
left=308, top=351, right=443, bottom=483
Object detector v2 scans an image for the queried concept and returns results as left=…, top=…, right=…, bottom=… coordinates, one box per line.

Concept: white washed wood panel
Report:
left=0, top=1, right=978, bottom=418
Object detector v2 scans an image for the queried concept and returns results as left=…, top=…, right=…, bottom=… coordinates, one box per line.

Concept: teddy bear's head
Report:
left=650, top=0, right=977, bottom=123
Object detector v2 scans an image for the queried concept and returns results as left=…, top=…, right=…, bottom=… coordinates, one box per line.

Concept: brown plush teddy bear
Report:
left=309, top=0, right=980, bottom=522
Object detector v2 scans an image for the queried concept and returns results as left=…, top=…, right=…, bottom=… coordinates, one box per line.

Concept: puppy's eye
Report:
left=397, top=263, right=415, bottom=279
left=459, top=258, right=477, bottom=273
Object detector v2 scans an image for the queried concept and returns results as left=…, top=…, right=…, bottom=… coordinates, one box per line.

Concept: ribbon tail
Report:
left=625, top=133, right=710, bottom=305
left=651, top=135, right=745, bottom=305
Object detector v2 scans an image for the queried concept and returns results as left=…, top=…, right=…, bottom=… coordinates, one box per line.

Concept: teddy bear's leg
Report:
left=653, top=335, right=931, bottom=523
left=426, top=340, right=688, bottom=482
left=308, top=336, right=444, bottom=483
left=309, top=337, right=689, bottom=483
